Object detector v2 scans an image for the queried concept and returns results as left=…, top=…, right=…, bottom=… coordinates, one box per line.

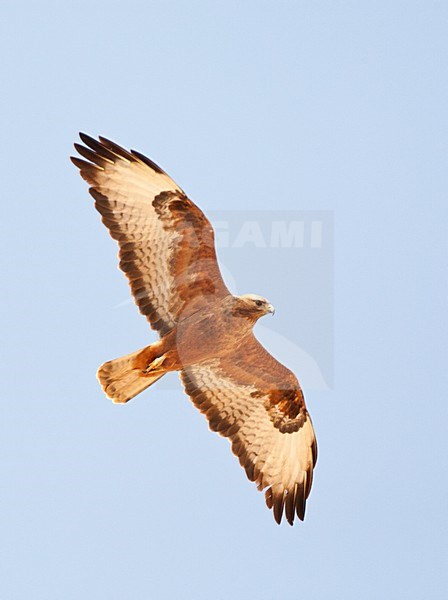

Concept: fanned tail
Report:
left=97, top=345, right=166, bottom=404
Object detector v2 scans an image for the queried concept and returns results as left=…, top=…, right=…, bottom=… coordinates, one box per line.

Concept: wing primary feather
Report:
left=295, top=481, right=306, bottom=521
left=79, top=133, right=121, bottom=163
left=312, top=438, right=318, bottom=466
left=98, top=136, right=134, bottom=162
left=273, top=491, right=285, bottom=525
left=70, top=156, right=102, bottom=171
left=285, top=489, right=295, bottom=525
left=74, top=143, right=113, bottom=167
left=70, top=156, right=103, bottom=184
left=305, top=468, right=313, bottom=499
left=131, top=149, right=165, bottom=174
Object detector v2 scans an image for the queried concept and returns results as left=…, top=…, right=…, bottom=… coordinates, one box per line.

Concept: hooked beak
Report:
left=267, top=303, right=275, bottom=315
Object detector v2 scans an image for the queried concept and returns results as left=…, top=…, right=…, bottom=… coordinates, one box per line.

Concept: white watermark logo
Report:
left=113, top=210, right=333, bottom=390
left=214, top=219, right=324, bottom=249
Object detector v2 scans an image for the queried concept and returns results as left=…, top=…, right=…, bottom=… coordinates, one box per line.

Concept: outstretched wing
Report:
left=71, top=134, right=230, bottom=335
left=180, top=334, right=317, bottom=525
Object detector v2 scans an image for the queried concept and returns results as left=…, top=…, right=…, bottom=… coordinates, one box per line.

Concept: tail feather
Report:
left=97, top=346, right=165, bottom=404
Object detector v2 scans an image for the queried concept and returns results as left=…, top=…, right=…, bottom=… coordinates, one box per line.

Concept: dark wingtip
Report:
left=295, top=484, right=306, bottom=521
left=131, top=149, right=164, bottom=174
left=273, top=495, right=285, bottom=525
left=79, top=132, right=97, bottom=147
left=98, top=135, right=135, bottom=161
left=312, top=439, right=318, bottom=466
left=74, top=142, right=93, bottom=160
left=285, top=497, right=295, bottom=526
left=273, top=509, right=282, bottom=525
left=70, top=156, right=89, bottom=169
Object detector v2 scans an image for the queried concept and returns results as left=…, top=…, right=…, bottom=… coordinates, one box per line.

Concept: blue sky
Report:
left=1, top=1, right=447, bottom=599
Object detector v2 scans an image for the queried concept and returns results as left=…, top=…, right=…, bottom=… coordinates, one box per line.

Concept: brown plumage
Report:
left=71, top=133, right=317, bottom=525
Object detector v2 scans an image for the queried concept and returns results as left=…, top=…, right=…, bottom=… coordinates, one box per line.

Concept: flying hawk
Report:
left=71, top=134, right=317, bottom=525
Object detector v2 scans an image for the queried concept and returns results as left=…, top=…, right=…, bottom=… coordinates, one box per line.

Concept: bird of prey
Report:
left=71, top=134, right=317, bottom=525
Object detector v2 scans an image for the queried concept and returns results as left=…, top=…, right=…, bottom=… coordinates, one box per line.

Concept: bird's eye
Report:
left=255, top=300, right=263, bottom=307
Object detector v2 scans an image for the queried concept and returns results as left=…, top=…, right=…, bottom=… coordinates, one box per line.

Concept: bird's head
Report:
left=232, top=294, right=275, bottom=321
